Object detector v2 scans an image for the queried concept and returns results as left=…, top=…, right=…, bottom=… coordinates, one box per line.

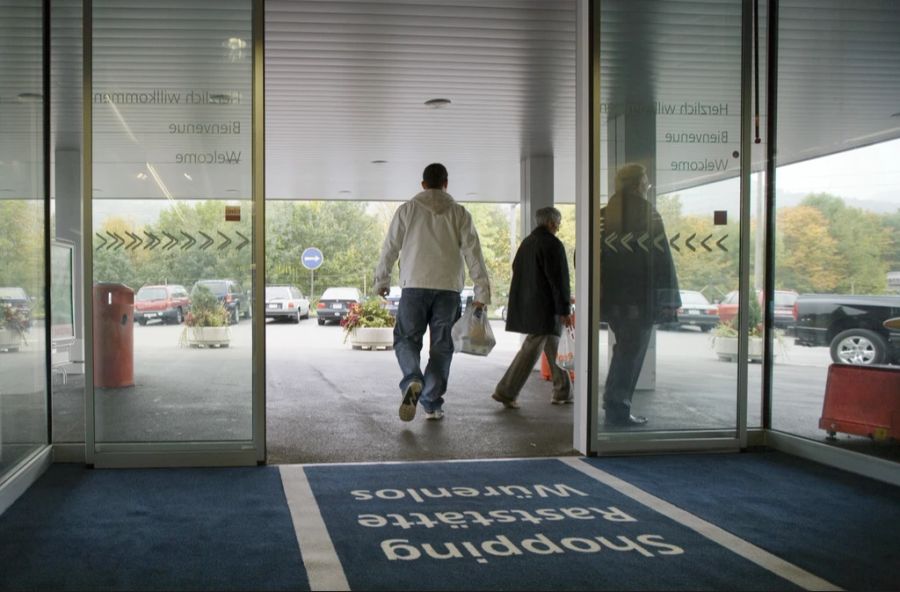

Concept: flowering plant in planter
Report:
left=711, top=294, right=784, bottom=361
left=341, top=298, right=395, bottom=343
left=184, top=285, right=228, bottom=327
left=2, top=303, right=29, bottom=343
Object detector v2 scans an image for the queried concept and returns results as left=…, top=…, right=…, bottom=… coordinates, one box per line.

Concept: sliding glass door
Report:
left=588, top=0, right=751, bottom=452
left=84, top=0, right=263, bottom=466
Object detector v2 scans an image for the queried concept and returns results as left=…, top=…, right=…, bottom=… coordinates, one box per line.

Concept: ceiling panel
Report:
left=2, top=0, right=897, bottom=202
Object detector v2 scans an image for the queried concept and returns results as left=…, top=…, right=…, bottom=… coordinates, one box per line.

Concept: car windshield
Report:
left=0, top=287, right=28, bottom=300
left=774, top=292, right=797, bottom=307
left=195, top=281, right=227, bottom=296
left=321, top=288, right=358, bottom=300
left=680, top=292, right=710, bottom=306
left=266, top=287, right=292, bottom=299
left=137, top=288, right=167, bottom=301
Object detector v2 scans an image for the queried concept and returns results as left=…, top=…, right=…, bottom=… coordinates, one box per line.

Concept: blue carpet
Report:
left=585, top=451, right=900, bottom=592
left=0, top=464, right=309, bottom=591
left=304, top=459, right=799, bottom=591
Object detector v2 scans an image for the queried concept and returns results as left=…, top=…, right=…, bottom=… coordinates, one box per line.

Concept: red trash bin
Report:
left=93, top=283, right=134, bottom=388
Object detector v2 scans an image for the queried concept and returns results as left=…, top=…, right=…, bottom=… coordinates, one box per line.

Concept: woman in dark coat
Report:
left=492, top=207, right=574, bottom=408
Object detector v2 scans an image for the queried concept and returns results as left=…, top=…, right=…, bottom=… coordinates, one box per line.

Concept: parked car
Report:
left=191, top=279, right=249, bottom=325
left=669, top=290, right=718, bottom=332
left=384, top=286, right=402, bottom=317
left=717, top=289, right=798, bottom=330
left=265, top=285, right=310, bottom=323
left=0, top=287, right=33, bottom=328
left=316, top=287, right=361, bottom=325
left=134, top=284, right=190, bottom=325
left=793, top=293, right=900, bottom=365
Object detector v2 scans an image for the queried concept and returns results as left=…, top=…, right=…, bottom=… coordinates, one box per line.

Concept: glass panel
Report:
left=0, top=0, right=48, bottom=477
left=773, top=1, right=900, bottom=461
left=91, top=0, right=253, bottom=445
left=596, top=0, right=744, bottom=438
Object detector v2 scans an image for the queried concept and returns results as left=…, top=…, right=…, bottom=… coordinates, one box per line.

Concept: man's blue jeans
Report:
left=393, top=288, right=461, bottom=413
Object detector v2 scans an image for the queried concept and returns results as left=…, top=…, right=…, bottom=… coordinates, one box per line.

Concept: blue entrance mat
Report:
left=586, top=451, right=900, bottom=592
left=0, top=464, right=310, bottom=592
left=304, top=459, right=799, bottom=591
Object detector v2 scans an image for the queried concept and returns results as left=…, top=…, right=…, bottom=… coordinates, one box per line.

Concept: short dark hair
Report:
left=422, top=163, right=448, bottom=189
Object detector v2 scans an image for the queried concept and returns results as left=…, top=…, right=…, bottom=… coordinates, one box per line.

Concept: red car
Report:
left=134, top=284, right=191, bottom=325
left=717, top=289, right=798, bottom=330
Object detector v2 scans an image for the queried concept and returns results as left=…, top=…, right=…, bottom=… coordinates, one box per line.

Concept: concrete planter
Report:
left=349, top=327, right=394, bottom=350
left=713, top=335, right=764, bottom=362
left=182, top=326, right=231, bottom=348
left=0, top=328, right=24, bottom=352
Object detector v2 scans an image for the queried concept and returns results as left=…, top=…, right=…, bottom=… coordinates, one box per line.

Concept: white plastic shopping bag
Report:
left=556, top=326, right=575, bottom=370
left=451, top=305, right=496, bottom=356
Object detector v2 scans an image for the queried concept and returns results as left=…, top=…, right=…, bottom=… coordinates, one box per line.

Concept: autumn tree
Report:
left=776, top=205, right=841, bottom=292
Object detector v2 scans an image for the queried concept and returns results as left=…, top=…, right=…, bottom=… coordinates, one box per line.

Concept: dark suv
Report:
left=191, top=279, right=250, bottom=325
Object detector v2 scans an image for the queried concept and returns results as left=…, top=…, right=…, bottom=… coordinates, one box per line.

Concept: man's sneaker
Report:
left=491, top=392, right=520, bottom=409
left=399, top=381, right=423, bottom=422
left=424, top=409, right=444, bottom=421
left=551, top=395, right=573, bottom=405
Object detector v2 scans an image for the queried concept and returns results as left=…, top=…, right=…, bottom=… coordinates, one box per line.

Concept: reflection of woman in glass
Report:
left=601, top=163, right=681, bottom=426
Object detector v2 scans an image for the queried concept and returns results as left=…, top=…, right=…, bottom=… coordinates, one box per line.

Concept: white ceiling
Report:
left=1, top=0, right=898, bottom=203
left=265, top=0, right=577, bottom=203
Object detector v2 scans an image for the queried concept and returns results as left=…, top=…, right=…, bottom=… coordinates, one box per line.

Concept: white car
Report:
left=265, top=285, right=310, bottom=323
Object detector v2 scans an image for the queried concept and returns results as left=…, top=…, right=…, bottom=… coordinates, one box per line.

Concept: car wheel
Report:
left=293, top=311, right=301, bottom=324
left=317, top=318, right=325, bottom=326
left=175, top=308, right=184, bottom=324
left=830, top=328, right=888, bottom=365
left=230, top=308, right=239, bottom=325
left=138, top=318, right=147, bottom=326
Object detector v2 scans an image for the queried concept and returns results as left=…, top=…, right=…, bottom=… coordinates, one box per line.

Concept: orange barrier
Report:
left=540, top=352, right=575, bottom=382
left=93, top=283, right=135, bottom=388
left=819, top=364, right=900, bottom=441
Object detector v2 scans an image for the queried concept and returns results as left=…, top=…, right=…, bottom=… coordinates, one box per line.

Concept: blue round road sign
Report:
left=301, top=247, right=324, bottom=270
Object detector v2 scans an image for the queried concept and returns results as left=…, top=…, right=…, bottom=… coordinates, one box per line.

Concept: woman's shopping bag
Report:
left=556, top=326, right=575, bottom=370
left=451, top=305, right=496, bottom=356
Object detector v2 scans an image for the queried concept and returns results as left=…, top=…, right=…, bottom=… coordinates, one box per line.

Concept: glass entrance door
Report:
left=85, top=0, right=261, bottom=466
left=590, top=0, right=750, bottom=452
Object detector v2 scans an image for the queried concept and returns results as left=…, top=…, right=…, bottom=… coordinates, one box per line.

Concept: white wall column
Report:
left=520, top=155, right=554, bottom=233
left=606, top=105, right=659, bottom=390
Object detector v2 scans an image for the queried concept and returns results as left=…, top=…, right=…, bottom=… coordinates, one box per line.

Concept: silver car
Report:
left=265, top=285, right=310, bottom=323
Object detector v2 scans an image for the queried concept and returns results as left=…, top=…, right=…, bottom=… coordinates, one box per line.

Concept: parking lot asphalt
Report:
left=3, top=317, right=897, bottom=464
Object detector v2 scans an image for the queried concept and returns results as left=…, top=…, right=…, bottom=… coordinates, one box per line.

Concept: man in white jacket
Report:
left=375, top=163, right=491, bottom=422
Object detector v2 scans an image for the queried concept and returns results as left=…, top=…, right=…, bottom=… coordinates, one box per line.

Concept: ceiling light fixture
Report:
left=424, top=98, right=452, bottom=109
left=338, top=190, right=352, bottom=194
left=16, top=92, right=43, bottom=103
left=183, top=173, right=193, bottom=181
left=136, top=172, right=148, bottom=180
left=224, top=37, right=247, bottom=50
left=371, top=160, right=388, bottom=164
